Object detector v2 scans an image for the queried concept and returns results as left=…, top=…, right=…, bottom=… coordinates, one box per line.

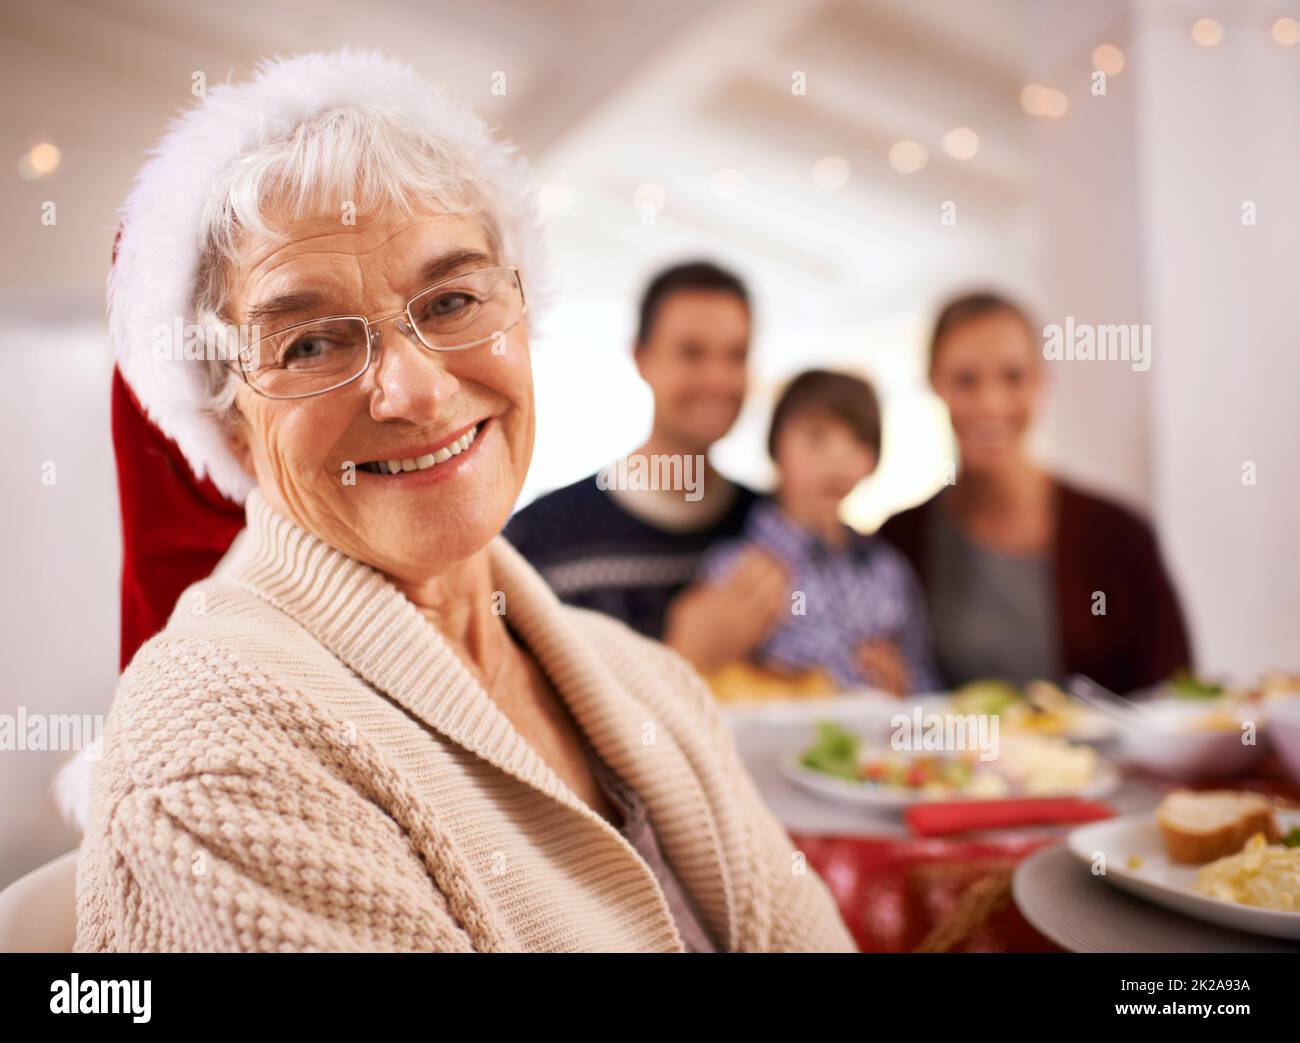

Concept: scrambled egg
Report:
left=997, top=736, right=1099, bottom=794
left=1194, top=833, right=1300, bottom=912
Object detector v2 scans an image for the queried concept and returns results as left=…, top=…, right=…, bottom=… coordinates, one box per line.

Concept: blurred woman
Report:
left=878, top=292, right=1192, bottom=694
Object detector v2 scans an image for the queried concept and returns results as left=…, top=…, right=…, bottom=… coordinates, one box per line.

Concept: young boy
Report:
left=697, top=369, right=939, bottom=695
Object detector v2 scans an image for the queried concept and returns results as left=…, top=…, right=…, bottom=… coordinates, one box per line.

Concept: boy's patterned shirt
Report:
left=699, top=499, right=940, bottom=692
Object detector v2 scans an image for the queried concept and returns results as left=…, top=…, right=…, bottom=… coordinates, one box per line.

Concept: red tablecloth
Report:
left=791, top=832, right=1065, bottom=952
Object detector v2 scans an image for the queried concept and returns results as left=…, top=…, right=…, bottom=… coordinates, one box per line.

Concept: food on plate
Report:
left=951, top=679, right=1020, bottom=717
left=996, top=735, right=1099, bottom=794
left=1184, top=707, right=1247, bottom=733
left=1127, top=687, right=1259, bottom=735
left=1193, top=833, right=1300, bottom=912
left=1163, top=668, right=1300, bottom=706
left=858, top=750, right=1003, bottom=797
left=797, top=722, right=1102, bottom=799
left=705, top=661, right=837, bottom=703
left=1240, top=671, right=1300, bottom=704
left=951, top=679, right=1094, bottom=737
left=799, top=722, right=859, bottom=780
left=1155, top=790, right=1281, bottom=864
left=1009, top=681, right=1095, bottom=735
left=1158, top=671, right=1263, bottom=730
left=1167, top=670, right=1226, bottom=700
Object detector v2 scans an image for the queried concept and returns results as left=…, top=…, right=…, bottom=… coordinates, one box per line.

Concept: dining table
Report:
left=722, top=693, right=1300, bottom=953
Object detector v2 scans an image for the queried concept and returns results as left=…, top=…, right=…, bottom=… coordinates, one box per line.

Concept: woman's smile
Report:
left=349, top=416, right=492, bottom=486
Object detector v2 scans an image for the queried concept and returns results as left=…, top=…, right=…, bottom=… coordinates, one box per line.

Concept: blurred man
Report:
left=506, top=261, right=787, bottom=665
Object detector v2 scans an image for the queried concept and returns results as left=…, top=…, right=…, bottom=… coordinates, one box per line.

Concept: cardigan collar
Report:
left=215, top=487, right=739, bottom=951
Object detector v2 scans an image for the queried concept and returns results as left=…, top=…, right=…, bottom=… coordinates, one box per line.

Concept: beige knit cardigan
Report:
left=75, top=488, right=857, bottom=953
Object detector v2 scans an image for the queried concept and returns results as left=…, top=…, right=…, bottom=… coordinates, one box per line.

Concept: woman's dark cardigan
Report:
left=877, top=479, right=1193, bottom=695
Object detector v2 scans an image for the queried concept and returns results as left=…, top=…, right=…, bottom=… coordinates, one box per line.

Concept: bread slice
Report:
left=1156, top=790, right=1281, bottom=864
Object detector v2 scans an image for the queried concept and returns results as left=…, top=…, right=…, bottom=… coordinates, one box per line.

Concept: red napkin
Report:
left=905, top=797, right=1115, bottom=837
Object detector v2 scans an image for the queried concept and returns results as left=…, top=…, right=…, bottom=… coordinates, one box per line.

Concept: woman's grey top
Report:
left=924, top=495, right=1060, bottom=688
left=579, top=732, right=719, bottom=953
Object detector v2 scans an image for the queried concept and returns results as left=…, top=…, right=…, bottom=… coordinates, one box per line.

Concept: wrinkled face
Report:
left=223, top=208, right=534, bottom=585
left=773, top=409, right=877, bottom=515
left=929, top=309, right=1042, bottom=473
left=634, top=290, right=750, bottom=450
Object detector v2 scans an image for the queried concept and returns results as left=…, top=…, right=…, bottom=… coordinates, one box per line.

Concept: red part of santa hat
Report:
left=111, top=364, right=244, bottom=670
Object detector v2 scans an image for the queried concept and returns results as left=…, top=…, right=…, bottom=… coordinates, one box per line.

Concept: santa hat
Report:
left=109, top=50, right=547, bottom=668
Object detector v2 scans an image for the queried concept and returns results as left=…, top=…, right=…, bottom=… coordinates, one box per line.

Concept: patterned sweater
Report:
left=504, top=473, right=758, bottom=639
left=75, top=488, right=855, bottom=953
left=699, top=499, right=940, bottom=692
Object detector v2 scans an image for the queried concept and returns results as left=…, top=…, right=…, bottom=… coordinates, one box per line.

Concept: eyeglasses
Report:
left=234, top=265, right=526, bottom=400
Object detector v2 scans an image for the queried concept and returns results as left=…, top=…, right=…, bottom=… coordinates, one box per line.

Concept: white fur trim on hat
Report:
left=108, top=49, right=549, bottom=503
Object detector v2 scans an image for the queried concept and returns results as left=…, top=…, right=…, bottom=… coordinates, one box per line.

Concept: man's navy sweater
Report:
left=504, top=473, right=758, bottom=640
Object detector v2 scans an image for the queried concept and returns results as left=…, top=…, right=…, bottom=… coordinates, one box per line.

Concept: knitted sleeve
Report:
left=652, top=643, right=859, bottom=953
left=78, top=641, right=477, bottom=952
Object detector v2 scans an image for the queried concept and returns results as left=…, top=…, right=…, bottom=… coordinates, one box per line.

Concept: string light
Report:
left=1272, top=17, right=1300, bottom=46
left=1092, top=44, right=1125, bottom=75
left=1021, top=84, right=1068, bottom=118
left=1191, top=18, right=1224, bottom=47
left=18, top=142, right=60, bottom=180
left=942, top=127, right=979, bottom=161
left=888, top=140, right=928, bottom=174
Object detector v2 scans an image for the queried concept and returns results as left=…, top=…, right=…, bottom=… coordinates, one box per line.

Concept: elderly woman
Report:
left=76, top=51, right=854, bottom=953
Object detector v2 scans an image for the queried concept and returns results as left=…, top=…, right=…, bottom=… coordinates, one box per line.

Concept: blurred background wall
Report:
left=1, top=0, right=1296, bottom=887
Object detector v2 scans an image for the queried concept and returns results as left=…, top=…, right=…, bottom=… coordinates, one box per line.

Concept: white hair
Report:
left=193, top=103, right=515, bottom=419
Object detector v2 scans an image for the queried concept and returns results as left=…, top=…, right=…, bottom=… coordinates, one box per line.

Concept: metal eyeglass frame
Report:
left=233, top=265, right=526, bottom=401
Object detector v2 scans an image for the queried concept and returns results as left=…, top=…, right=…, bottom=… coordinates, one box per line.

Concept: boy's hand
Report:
left=856, top=637, right=910, bottom=696
left=665, top=548, right=789, bottom=673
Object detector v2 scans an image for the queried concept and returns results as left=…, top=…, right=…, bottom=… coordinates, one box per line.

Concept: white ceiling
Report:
left=1, top=0, right=1048, bottom=301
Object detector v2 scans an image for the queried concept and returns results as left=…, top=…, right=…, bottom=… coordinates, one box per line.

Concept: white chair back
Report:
left=0, top=849, right=78, bottom=952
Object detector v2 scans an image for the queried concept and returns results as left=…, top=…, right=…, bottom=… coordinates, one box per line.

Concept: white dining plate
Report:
left=1066, top=811, right=1300, bottom=941
left=718, top=690, right=1115, bottom=743
left=778, top=750, right=1122, bottom=810
left=1013, top=845, right=1300, bottom=953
